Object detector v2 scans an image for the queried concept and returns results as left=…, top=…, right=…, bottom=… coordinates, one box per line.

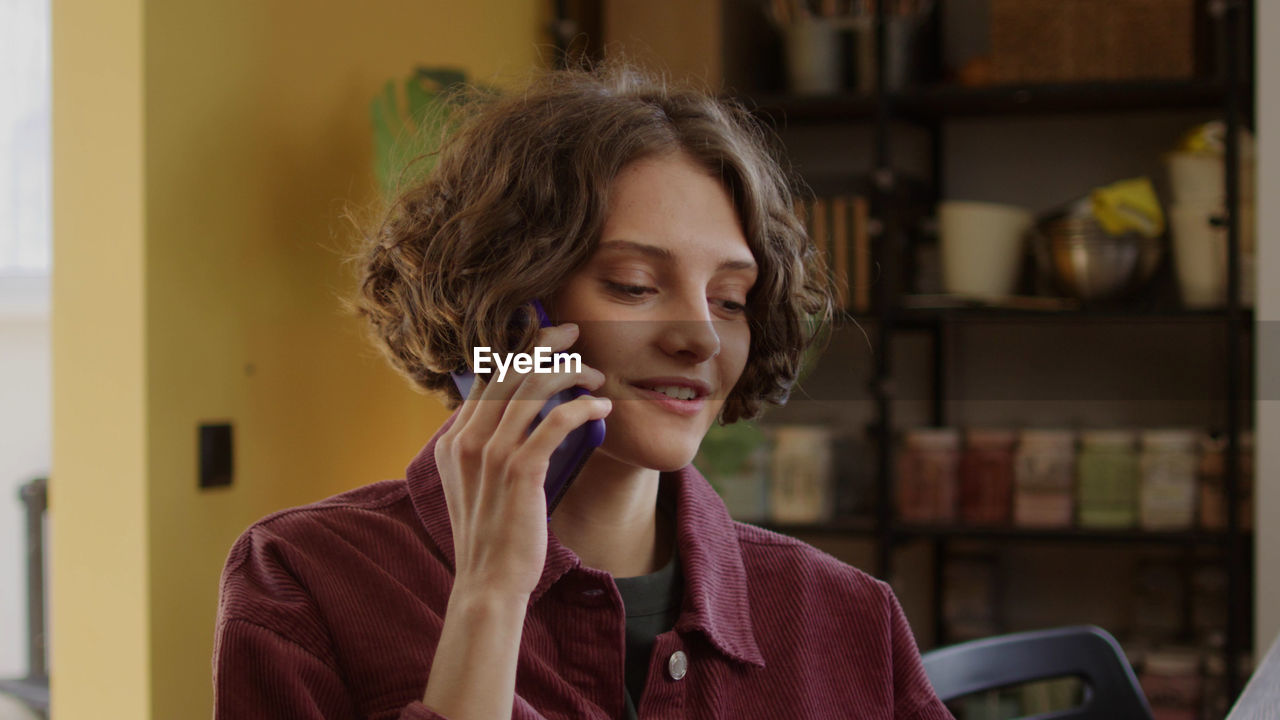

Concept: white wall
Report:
left=0, top=277, right=51, bottom=678
left=1254, top=0, right=1278, bottom=655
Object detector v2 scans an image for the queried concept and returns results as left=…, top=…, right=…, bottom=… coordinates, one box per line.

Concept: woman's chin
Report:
left=596, top=439, right=699, bottom=475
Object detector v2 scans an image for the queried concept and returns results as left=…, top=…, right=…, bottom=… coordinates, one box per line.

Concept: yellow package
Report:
left=1091, top=177, right=1165, bottom=238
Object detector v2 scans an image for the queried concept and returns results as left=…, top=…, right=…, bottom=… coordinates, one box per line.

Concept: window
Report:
left=1, top=0, right=52, bottom=279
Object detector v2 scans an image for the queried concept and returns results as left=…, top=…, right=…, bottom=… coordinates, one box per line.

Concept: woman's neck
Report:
left=548, top=452, right=673, bottom=578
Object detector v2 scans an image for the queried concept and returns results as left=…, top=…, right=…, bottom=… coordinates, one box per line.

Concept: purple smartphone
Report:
left=450, top=300, right=606, bottom=517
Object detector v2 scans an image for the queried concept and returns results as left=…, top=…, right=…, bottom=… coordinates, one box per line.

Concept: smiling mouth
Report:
left=630, top=380, right=712, bottom=400
left=645, top=385, right=699, bottom=400
left=629, top=381, right=711, bottom=417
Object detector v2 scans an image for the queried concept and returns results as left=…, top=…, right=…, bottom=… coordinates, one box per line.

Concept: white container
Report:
left=1014, top=430, right=1077, bottom=528
left=1077, top=430, right=1140, bottom=529
left=1169, top=202, right=1256, bottom=309
left=1139, top=430, right=1199, bottom=530
left=1165, top=150, right=1255, bottom=206
left=784, top=18, right=841, bottom=95
left=938, top=201, right=1034, bottom=299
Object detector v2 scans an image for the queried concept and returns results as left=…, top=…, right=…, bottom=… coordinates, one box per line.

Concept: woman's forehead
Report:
left=600, top=154, right=751, bottom=256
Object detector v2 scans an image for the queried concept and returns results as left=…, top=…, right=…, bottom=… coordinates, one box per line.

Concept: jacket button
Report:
left=667, top=650, right=688, bottom=680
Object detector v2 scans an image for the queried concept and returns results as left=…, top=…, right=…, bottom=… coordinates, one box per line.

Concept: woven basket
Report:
left=991, top=0, right=1195, bottom=84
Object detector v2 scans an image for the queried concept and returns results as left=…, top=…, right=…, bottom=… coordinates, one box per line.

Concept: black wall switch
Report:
left=199, top=422, right=234, bottom=489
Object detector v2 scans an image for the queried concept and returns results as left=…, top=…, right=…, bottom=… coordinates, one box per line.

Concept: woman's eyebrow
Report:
left=598, top=239, right=757, bottom=273
left=597, top=239, right=674, bottom=263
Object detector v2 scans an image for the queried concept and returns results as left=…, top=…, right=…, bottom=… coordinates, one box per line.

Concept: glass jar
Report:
left=1139, top=429, right=1199, bottom=530
left=1077, top=430, right=1139, bottom=529
left=1202, top=652, right=1228, bottom=720
left=959, top=429, right=1017, bottom=526
left=1139, top=649, right=1202, bottom=720
left=769, top=426, right=834, bottom=524
left=1201, top=647, right=1254, bottom=720
left=1014, top=429, right=1076, bottom=528
left=1198, top=431, right=1254, bottom=531
left=897, top=428, right=960, bottom=524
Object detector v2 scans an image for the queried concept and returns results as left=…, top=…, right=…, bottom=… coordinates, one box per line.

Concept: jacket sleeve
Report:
left=884, top=587, right=956, bottom=720
left=213, top=617, right=451, bottom=720
left=213, top=521, right=454, bottom=720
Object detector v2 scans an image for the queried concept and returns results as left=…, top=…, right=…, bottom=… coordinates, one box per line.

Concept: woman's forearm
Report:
left=422, top=583, right=530, bottom=720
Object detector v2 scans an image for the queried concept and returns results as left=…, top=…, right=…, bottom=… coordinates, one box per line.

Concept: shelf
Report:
left=758, top=520, right=1247, bottom=546
left=740, top=93, right=878, bottom=125
left=892, top=304, right=1254, bottom=330
left=742, top=78, right=1235, bottom=127
left=892, top=525, right=1246, bottom=546
left=892, top=79, right=1234, bottom=120
left=833, top=304, right=1253, bottom=331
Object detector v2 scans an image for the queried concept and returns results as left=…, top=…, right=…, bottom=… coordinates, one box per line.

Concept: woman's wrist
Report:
left=422, top=580, right=530, bottom=718
left=449, top=577, right=533, bottom=610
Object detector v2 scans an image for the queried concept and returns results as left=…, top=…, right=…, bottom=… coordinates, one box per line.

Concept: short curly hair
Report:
left=355, top=65, right=832, bottom=423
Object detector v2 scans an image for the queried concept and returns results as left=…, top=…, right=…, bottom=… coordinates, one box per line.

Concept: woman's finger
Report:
left=461, top=322, right=580, bottom=435
left=449, top=370, right=488, bottom=429
left=488, top=360, right=605, bottom=453
left=514, top=394, right=612, bottom=475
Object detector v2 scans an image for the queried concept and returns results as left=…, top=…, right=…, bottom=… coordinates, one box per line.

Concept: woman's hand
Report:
left=434, top=322, right=612, bottom=600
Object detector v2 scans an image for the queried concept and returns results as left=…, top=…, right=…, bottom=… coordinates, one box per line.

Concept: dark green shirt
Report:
left=613, top=505, right=682, bottom=719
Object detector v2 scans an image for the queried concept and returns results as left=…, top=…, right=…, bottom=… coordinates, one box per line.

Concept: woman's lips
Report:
left=630, top=384, right=706, bottom=417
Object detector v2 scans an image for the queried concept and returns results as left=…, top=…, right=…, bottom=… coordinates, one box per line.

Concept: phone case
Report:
left=450, top=299, right=605, bottom=517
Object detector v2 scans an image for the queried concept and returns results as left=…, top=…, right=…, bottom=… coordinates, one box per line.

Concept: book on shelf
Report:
left=798, top=193, right=872, bottom=314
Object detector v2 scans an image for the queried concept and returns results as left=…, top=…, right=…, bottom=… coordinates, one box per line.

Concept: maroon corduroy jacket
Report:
left=214, top=416, right=953, bottom=719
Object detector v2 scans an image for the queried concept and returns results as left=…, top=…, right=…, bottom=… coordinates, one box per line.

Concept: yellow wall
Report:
left=51, top=0, right=150, bottom=715
left=53, top=2, right=544, bottom=717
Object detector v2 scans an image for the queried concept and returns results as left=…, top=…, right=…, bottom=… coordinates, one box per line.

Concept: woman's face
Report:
left=549, top=152, right=757, bottom=473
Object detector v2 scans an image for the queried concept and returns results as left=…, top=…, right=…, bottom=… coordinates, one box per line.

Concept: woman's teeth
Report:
left=650, top=385, right=697, bottom=401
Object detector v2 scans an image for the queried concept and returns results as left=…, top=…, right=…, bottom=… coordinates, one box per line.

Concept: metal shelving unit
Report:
left=750, top=0, right=1257, bottom=703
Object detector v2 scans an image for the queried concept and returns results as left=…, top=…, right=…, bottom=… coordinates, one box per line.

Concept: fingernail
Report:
left=563, top=323, right=579, bottom=334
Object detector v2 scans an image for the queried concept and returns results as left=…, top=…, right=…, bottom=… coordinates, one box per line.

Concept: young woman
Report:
left=213, top=66, right=952, bottom=720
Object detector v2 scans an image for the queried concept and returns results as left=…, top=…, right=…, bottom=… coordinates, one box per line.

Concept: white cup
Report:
left=938, top=200, right=1034, bottom=299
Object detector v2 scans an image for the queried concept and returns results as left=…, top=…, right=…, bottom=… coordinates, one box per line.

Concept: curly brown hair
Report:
left=355, top=65, right=833, bottom=423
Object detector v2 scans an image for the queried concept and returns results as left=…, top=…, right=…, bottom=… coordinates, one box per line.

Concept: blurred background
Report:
left=0, top=0, right=1276, bottom=718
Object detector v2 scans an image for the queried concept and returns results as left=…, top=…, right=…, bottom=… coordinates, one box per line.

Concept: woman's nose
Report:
left=655, top=297, right=721, bottom=362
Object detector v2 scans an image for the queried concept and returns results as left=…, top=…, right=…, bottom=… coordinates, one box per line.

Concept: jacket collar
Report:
left=405, top=412, right=765, bottom=668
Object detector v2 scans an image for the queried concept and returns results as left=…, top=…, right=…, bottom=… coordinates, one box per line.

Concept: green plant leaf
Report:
left=370, top=67, right=470, bottom=200
left=697, top=422, right=766, bottom=480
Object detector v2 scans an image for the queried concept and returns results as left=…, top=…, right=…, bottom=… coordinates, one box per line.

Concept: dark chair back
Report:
left=921, top=625, right=1153, bottom=720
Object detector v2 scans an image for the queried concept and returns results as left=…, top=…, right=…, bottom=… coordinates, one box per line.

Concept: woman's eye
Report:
left=605, top=281, right=655, bottom=298
left=715, top=298, right=748, bottom=314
